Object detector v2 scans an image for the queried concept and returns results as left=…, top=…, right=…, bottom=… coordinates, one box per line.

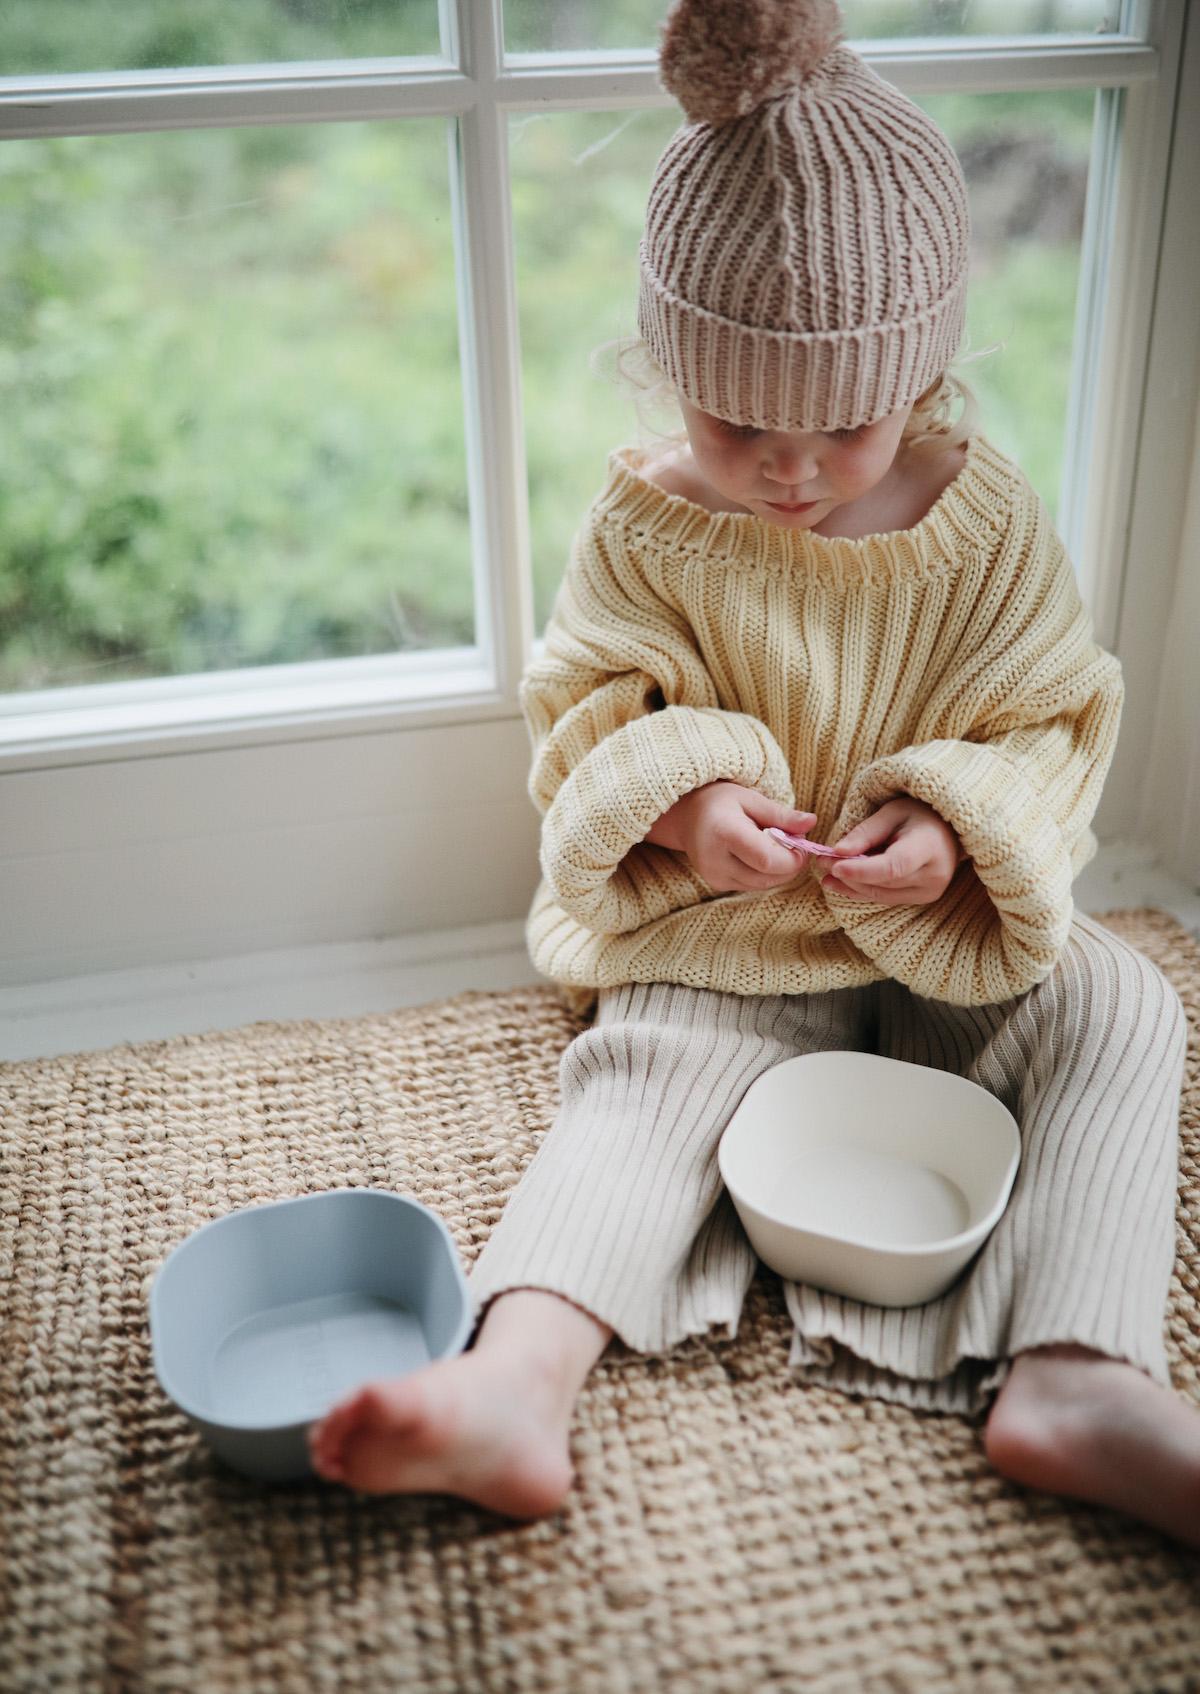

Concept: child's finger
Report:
left=833, top=842, right=915, bottom=883
left=739, top=790, right=817, bottom=833
left=824, top=845, right=930, bottom=891
left=823, top=875, right=935, bottom=906
left=830, top=803, right=902, bottom=858
left=730, top=838, right=804, bottom=883
left=733, top=811, right=818, bottom=873
left=824, top=863, right=914, bottom=886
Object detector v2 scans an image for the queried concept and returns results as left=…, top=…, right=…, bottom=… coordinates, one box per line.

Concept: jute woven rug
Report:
left=2, top=908, right=1199, bottom=1694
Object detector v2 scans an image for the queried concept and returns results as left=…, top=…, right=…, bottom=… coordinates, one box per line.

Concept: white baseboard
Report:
left=3, top=837, right=1197, bottom=1063
left=1072, top=835, right=1200, bottom=931
left=0, top=919, right=540, bottom=1062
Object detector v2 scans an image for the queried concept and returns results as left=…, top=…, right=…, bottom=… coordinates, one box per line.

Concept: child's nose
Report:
left=762, top=435, right=818, bottom=484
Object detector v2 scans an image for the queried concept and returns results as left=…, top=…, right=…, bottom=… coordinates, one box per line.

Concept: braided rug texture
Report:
left=2, top=908, right=1199, bottom=1694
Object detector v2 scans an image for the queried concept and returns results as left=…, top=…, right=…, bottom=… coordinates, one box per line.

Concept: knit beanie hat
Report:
left=637, top=0, right=971, bottom=432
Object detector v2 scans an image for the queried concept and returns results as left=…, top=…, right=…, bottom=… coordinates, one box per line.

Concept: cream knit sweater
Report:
left=523, top=434, right=1123, bottom=1009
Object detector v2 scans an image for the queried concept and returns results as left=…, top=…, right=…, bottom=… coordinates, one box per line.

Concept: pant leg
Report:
left=469, top=978, right=875, bottom=1353
left=784, top=910, right=1187, bottom=1413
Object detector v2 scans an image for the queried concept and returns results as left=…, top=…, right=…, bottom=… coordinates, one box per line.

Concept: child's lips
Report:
left=764, top=498, right=819, bottom=514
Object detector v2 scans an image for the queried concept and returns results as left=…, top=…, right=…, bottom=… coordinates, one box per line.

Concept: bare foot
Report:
left=307, top=1289, right=611, bottom=1517
left=986, top=1344, right=1200, bottom=1548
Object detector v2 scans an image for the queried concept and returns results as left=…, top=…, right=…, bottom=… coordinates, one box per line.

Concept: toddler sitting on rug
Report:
left=310, top=0, right=1196, bottom=1546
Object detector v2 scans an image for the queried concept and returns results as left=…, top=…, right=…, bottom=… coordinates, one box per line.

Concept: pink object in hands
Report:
left=766, top=826, right=840, bottom=858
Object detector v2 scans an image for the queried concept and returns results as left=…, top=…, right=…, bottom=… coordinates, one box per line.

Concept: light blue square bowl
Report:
left=149, top=1188, right=474, bottom=1482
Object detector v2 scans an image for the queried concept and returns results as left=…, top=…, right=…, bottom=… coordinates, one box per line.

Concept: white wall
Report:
left=1, top=716, right=538, bottom=985
left=1137, top=418, right=1200, bottom=882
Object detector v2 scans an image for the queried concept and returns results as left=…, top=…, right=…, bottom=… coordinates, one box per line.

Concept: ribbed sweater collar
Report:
left=592, top=433, right=1016, bottom=580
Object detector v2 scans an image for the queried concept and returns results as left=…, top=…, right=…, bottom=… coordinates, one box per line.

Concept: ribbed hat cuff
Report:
left=636, top=264, right=969, bottom=432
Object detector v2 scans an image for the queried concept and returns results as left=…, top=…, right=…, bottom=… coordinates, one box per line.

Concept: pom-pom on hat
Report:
left=637, top=0, right=971, bottom=432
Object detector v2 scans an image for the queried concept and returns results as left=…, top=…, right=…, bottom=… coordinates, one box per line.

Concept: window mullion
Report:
left=0, top=63, right=474, bottom=138
left=493, top=36, right=1157, bottom=113
left=451, top=0, right=534, bottom=706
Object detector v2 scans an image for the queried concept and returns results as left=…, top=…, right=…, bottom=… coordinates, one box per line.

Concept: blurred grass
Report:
left=503, top=0, right=1113, bottom=51
left=0, top=119, right=471, bottom=689
left=0, top=0, right=438, bottom=73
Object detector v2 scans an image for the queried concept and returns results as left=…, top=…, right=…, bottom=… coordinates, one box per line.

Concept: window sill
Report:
left=0, top=917, right=539, bottom=1061
left=0, top=649, right=513, bottom=771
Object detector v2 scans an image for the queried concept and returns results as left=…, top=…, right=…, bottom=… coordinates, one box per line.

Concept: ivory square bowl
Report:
left=150, top=1188, right=473, bottom=1482
left=718, top=1051, right=1020, bottom=1308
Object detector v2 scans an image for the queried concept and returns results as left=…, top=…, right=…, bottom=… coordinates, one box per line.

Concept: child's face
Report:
left=678, top=397, right=912, bottom=530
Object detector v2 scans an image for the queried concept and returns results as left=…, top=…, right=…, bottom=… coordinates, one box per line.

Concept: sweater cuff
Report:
left=540, top=705, right=794, bottom=933
left=828, top=739, right=1075, bottom=1004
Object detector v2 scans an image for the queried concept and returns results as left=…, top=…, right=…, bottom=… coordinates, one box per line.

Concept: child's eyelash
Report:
left=712, top=420, right=868, bottom=443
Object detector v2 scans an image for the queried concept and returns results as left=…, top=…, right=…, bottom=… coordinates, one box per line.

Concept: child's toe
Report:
left=307, top=1393, right=369, bottom=1477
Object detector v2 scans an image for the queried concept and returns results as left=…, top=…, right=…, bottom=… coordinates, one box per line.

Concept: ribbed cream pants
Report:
left=470, top=912, right=1188, bottom=1412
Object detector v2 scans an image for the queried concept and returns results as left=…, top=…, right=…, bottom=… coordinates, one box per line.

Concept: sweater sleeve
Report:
left=826, top=486, right=1123, bottom=1006
left=524, top=514, right=795, bottom=935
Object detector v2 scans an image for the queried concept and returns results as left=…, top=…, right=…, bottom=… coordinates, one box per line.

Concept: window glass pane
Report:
left=925, top=87, right=1096, bottom=520
left=839, top=1, right=1117, bottom=37
left=512, top=90, right=1096, bottom=629
left=0, top=0, right=439, bottom=78
left=0, top=119, right=471, bottom=693
left=511, top=108, right=677, bottom=624
left=503, top=0, right=1116, bottom=54
left=505, top=1, right=664, bottom=53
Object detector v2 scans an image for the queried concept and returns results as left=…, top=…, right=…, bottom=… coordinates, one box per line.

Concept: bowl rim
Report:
left=149, top=1186, right=472, bottom=1431
left=717, top=1054, right=1021, bottom=1259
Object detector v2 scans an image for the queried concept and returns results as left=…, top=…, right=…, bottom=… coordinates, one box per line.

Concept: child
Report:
left=310, top=0, right=1197, bottom=1544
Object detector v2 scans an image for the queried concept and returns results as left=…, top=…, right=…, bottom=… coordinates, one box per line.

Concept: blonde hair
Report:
left=593, top=336, right=984, bottom=454
left=902, top=368, right=980, bottom=453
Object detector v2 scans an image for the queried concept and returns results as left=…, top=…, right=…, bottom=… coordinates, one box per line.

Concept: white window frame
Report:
left=0, top=0, right=1195, bottom=1001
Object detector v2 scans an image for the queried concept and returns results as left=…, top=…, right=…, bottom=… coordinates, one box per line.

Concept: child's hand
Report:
left=645, top=781, right=818, bottom=894
left=821, top=796, right=963, bottom=906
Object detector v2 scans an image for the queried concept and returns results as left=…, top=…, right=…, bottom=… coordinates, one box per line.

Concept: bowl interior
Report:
left=719, top=1051, right=1020, bottom=1252
left=150, top=1189, right=471, bottom=1429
